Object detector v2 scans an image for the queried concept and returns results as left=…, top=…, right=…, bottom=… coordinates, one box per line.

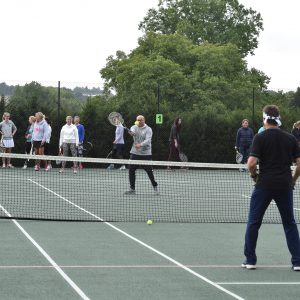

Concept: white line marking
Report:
left=28, top=179, right=244, bottom=300
left=0, top=203, right=90, bottom=300
left=0, top=264, right=292, bottom=269
left=217, top=282, right=300, bottom=285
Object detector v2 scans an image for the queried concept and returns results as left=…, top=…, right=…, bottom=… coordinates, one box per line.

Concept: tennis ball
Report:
left=147, top=219, right=153, bottom=225
left=134, top=121, right=139, bottom=126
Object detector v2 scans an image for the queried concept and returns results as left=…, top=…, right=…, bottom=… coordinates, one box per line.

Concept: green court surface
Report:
left=1, top=220, right=300, bottom=300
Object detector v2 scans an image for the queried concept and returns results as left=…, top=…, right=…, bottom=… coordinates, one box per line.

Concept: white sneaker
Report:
left=119, top=165, right=126, bottom=170
left=73, top=168, right=78, bottom=174
left=7, top=164, right=14, bottom=168
left=241, top=262, right=256, bottom=269
left=2, top=164, right=6, bottom=168
left=23, top=164, right=27, bottom=169
left=59, top=168, right=64, bottom=173
left=293, top=266, right=300, bottom=271
left=45, top=165, right=50, bottom=172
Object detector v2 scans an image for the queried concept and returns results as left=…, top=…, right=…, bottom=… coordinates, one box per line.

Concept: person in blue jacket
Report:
left=235, top=119, right=254, bottom=164
left=74, top=116, right=85, bottom=169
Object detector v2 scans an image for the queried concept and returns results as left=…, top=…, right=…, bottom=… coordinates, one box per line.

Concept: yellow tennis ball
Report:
left=134, top=121, right=139, bottom=126
left=147, top=219, right=153, bottom=225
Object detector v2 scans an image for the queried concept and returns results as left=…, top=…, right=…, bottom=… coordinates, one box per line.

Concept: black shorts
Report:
left=33, top=141, right=44, bottom=149
left=25, top=142, right=32, bottom=154
left=44, top=143, right=50, bottom=155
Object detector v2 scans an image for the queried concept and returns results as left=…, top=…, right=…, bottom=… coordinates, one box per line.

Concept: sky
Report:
left=0, top=0, right=299, bottom=90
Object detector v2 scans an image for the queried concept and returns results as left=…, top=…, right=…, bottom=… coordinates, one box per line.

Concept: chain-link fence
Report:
left=0, top=80, right=299, bottom=163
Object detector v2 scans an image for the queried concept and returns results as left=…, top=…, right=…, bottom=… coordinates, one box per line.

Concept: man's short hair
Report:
left=263, top=105, right=280, bottom=125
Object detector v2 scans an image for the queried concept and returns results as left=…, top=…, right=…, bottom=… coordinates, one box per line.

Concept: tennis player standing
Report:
left=243, top=105, right=300, bottom=271
left=168, top=117, right=181, bottom=163
left=235, top=119, right=254, bottom=164
left=0, top=112, right=17, bottom=168
left=59, top=116, right=79, bottom=173
left=74, top=116, right=85, bottom=169
left=107, top=120, right=126, bottom=170
left=125, top=115, right=158, bottom=194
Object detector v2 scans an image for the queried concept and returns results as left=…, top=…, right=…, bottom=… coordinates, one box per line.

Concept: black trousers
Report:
left=129, top=154, right=157, bottom=190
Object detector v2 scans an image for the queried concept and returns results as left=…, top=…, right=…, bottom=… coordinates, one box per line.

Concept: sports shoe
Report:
left=73, top=168, right=78, bottom=174
left=22, top=164, right=27, bottom=169
left=124, top=189, right=135, bottom=195
left=107, top=164, right=114, bottom=170
left=34, top=165, right=40, bottom=171
left=292, top=266, right=300, bottom=271
left=2, top=164, right=6, bottom=168
left=119, top=165, right=126, bottom=170
left=241, top=262, right=256, bottom=269
left=45, top=165, right=50, bottom=172
left=7, top=164, right=14, bottom=168
left=153, top=186, right=159, bottom=195
left=59, top=168, right=64, bottom=173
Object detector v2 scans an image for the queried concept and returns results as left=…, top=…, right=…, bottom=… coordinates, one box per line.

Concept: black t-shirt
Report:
left=250, top=128, right=300, bottom=189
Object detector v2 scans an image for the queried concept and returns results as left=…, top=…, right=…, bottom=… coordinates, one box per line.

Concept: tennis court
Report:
left=1, top=155, right=300, bottom=299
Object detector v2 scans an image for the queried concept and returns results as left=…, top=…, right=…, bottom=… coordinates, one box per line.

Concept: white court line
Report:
left=0, top=264, right=292, bottom=269
left=28, top=179, right=244, bottom=300
left=217, top=282, right=300, bottom=285
left=0, top=204, right=90, bottom=300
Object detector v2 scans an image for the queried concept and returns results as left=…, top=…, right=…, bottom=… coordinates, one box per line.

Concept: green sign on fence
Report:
left=156, top=114, right=163, bottom=124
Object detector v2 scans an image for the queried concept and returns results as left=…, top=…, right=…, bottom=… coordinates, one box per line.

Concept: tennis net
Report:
left=0, top=153, right=299, bottom=223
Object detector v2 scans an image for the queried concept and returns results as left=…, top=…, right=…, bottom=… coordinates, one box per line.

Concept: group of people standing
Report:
left=0, top=112, right=85, bottom=173
left=235, top=118, right=300, bottom=165
left=233, top=109, right=300, bottom=271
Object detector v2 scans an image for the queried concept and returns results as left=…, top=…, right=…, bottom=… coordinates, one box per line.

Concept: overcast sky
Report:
left=1, top=0, right=299, bottom=90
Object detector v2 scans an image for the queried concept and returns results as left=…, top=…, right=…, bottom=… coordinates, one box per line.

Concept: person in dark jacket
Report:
left=235, top=119, right=254, bottom=164
left=168, top=117, right=182, bottom=163
left=292, top=121, right=300, bottom=146
left=243, top=105, right=300, bottom=271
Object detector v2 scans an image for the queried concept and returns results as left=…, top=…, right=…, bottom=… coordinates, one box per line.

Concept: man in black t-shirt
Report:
left=243, top=105, right=300, bottom=271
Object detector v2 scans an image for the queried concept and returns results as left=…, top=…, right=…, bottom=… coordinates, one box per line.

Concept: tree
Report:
left=290, top=87, right=300, bottom=108
left=101, top=32, right=268, bottom=112
left=139, top=0, right=263, bottom=56
left=0, top=94, right=5, bottom=114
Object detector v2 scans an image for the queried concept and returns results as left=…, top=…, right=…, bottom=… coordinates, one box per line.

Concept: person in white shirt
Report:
left=59, top=116, right=79, bottom=173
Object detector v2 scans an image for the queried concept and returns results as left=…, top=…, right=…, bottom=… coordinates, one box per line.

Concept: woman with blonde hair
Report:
left=59, top=116, right=79, bottom=173
left=292, top=121, right=300, bottom=146
left=23, top=115, right=36, bottom=169
left=0, top=112, right=17, bottom=168
left=31, top=112, right=49, bottom=171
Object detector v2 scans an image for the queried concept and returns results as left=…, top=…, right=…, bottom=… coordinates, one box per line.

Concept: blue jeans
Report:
left=244, top=188, right=300, bottom=266
left=239, top=144, right=251, bottom=164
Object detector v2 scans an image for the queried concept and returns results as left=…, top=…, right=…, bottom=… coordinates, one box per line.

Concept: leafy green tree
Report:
left=101, top=33, right=268, bottom=113
left=139, top=0, right=263, bottom=56
left=0, top=94, right=5, bottom=114
left=290, top=87, right=300, bottom=108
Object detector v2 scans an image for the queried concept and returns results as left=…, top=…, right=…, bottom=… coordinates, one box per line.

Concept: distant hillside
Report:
left=0, top=82, right=17, bottom=96
left=0, top=82, right=103, bottom=101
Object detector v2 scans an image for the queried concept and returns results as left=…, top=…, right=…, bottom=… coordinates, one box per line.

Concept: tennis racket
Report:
left=108, top=112, right=130, bottom=131
left=56, top=148, right=63, bottom=165
left=179, top=151, right=188, bottom=162
left=82, top=141, right=93, bottom=153
left=106, top=150, right=113, bottom=158
left=0, top=137, right=5, bottom=153
left=26, top=143, right=34, bottom=162
left=236, top=151, right=243, bottom=164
